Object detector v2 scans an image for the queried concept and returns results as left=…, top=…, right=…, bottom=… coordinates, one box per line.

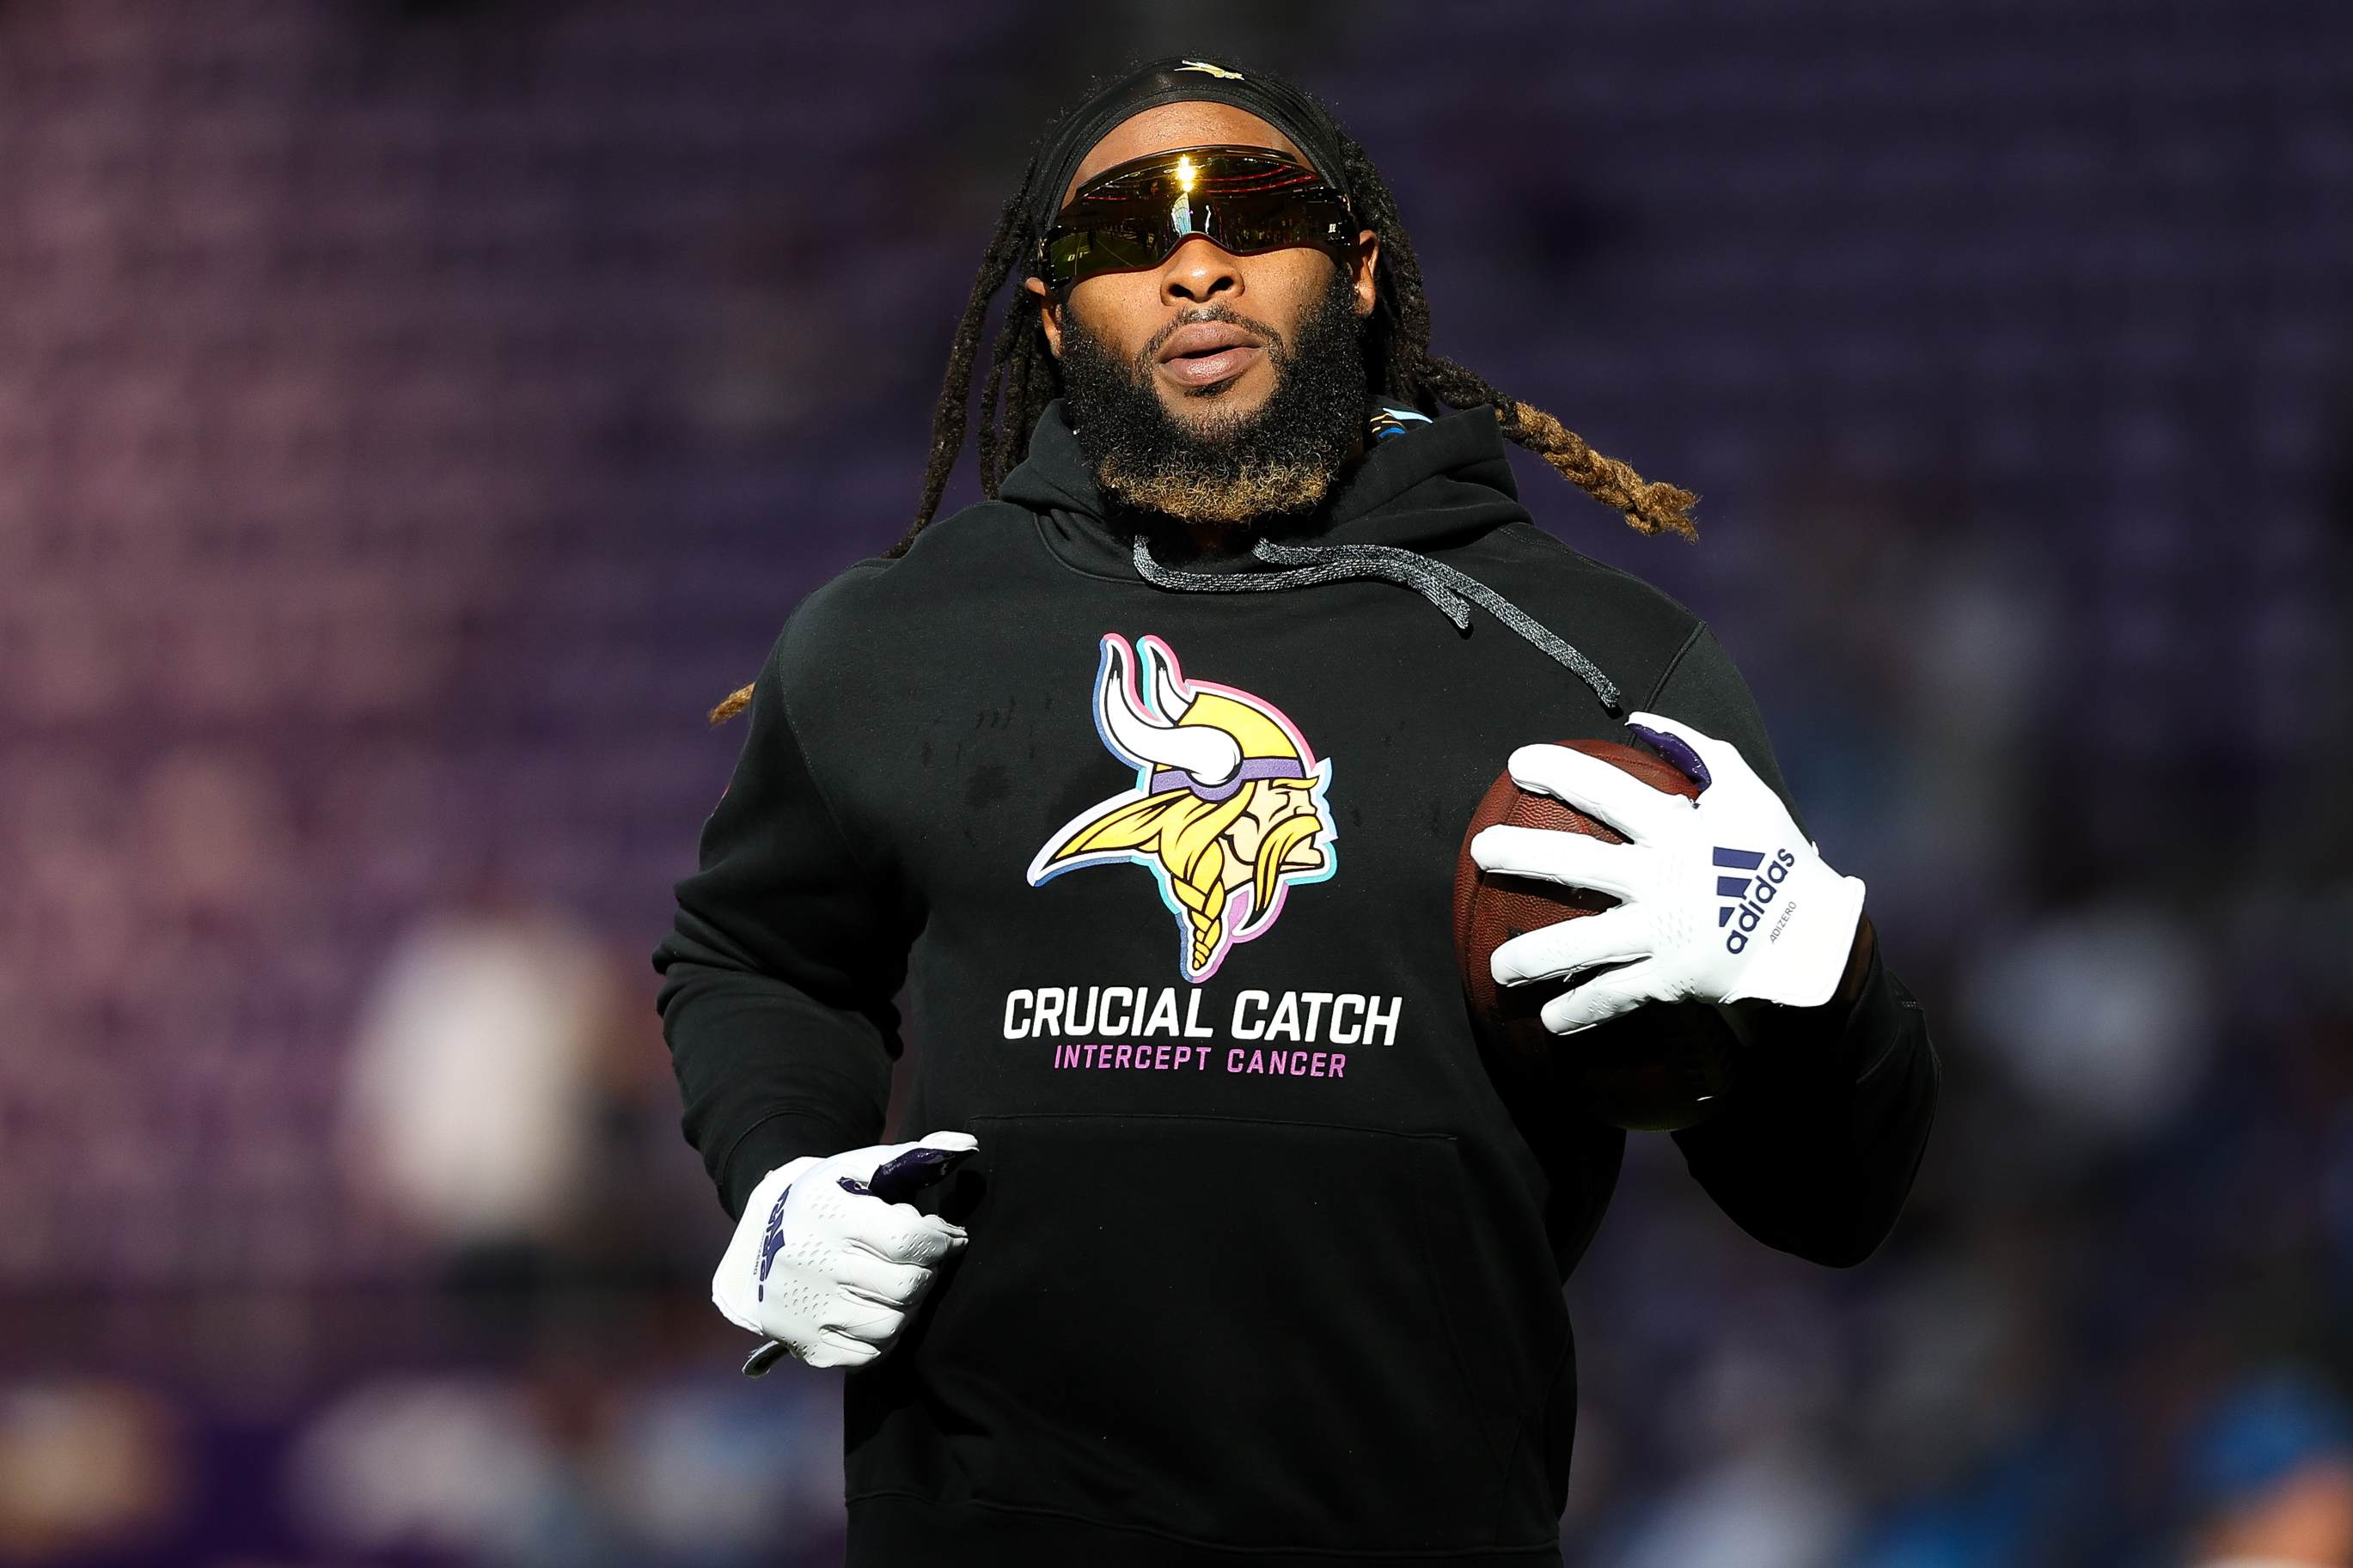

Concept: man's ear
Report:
left=1349, top=230, right=1380, bottom=319
left=1024, top=276, right=1064, bottom=357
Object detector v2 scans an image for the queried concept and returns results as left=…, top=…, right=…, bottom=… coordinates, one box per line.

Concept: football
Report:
left=1452, top=740, right=1738, bottom=1132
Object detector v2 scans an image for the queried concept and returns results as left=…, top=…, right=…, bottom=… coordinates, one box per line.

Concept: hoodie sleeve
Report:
left=653, top=631, right=912, bottom=1219
left=1641, top=625, right=1940, bottom=1267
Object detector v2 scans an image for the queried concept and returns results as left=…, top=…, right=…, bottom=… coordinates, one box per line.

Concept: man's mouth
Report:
left=1156, top=321, right=1267, bottom=390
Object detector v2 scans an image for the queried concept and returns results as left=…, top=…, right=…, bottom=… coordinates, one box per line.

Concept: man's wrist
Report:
left=1834, top=914, right=1878, bottom=1008
left=1728, top=912, right=1874, bottom=1019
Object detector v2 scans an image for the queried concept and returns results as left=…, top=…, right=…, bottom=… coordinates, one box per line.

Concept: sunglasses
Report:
left=1041, top=145, right=1356, bottom=290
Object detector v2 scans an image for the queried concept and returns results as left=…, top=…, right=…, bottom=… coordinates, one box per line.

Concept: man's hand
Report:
left=713, top=1131, right=977, bottom=1370
left=1469, top=712, right=1866, bottom=1034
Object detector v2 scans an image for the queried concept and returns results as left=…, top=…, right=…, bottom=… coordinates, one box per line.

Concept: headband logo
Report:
left=1176, top=60, right=1244, bottom=80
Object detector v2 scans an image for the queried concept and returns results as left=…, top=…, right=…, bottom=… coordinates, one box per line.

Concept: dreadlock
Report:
left=709, top=97, right=1696, bottom=725
left=894, top=115, right=1696, bottom=557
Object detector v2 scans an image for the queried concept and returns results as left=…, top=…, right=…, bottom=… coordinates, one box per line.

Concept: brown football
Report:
left=1452, top=740, right=1738, bottom=1132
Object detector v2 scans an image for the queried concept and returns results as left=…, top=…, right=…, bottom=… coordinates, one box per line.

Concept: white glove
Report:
left=712, top=1131, right=977, bottom=1370
left=1470, top=712, right=1865, bottom=1034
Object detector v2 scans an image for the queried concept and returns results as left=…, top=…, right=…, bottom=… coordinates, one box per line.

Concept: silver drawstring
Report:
left=1130, top=535, right=1624, bottom=717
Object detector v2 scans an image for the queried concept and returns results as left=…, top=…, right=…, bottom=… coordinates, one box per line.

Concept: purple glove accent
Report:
left=838, top=1144, right=976, bottom=1205
left=1627, top=722, right=1711, bottom=792
left=755, top=1185, right=793, bottom=1302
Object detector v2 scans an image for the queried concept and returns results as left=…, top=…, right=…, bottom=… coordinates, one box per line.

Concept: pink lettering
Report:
left=1269, top=1051, right=1287, bottom=1076
left=1115, top=1044, right=1133, bottom=1069
left=1329, top=1053, right=1346, bottom=1077
left=1292, top=1051, right=1307, bottom=1075
left=1311, top=1052, right=1327, bottom=1077
left=1227, top=1048, right=1244, bottom=1072
left=1154, top=1044, right=1171, bottom=1070
left=1175, top=1046, right=1192, bottom=1070
left=1247, top=1050, right=1264, bottom=1074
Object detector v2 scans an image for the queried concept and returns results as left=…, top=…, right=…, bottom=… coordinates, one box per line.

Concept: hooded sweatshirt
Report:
left=654, top=401, right=1938, bottom=1568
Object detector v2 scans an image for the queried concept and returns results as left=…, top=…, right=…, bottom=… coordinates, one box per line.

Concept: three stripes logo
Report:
left=1714, top=845, right=1799, bottom=953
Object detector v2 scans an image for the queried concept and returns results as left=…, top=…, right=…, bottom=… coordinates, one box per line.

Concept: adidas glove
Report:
left=1470, top=713, right=1866, bottom=1034
left=712, top=1132, right=976, bottom=1371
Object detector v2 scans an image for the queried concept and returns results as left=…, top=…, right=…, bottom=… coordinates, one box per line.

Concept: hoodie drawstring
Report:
left=1131, top=536, right=1625, bottom=717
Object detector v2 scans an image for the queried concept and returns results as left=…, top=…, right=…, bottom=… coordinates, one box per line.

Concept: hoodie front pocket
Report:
left=908, top=1113, right=1525, bottom=1553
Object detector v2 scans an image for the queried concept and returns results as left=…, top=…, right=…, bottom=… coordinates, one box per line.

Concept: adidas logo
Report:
left=1714, top=845, right=1798, bottom=953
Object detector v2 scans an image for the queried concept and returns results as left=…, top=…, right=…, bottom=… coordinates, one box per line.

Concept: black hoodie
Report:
left=655, top=402, right=1937, bottom=1568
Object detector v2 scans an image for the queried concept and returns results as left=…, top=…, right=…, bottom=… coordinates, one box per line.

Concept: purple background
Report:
left=1, top=2, right=2350, bottom=1563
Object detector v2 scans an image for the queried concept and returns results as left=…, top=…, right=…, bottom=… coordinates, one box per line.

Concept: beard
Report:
left=1057, top=267, right=1369, bottom=528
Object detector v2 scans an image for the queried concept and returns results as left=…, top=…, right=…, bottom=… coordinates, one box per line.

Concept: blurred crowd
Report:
left=1560, top=473, right=2353, bottom=1565
left=0, top=1, right=2348, bottom=1564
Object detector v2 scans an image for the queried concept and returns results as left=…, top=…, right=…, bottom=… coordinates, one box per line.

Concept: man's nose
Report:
left=1161, top=237, right=1241, bottom=304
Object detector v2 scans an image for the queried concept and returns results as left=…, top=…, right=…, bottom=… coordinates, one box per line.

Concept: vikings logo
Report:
left=1028, top=635, right=1337, bottom=982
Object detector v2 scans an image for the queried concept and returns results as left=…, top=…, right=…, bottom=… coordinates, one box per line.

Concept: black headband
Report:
left=1024, top=58, right=1354, bottom=266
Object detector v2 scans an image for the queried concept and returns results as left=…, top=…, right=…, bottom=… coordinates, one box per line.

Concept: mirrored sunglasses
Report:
left=1042, top=145, right=1355, bottom=290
